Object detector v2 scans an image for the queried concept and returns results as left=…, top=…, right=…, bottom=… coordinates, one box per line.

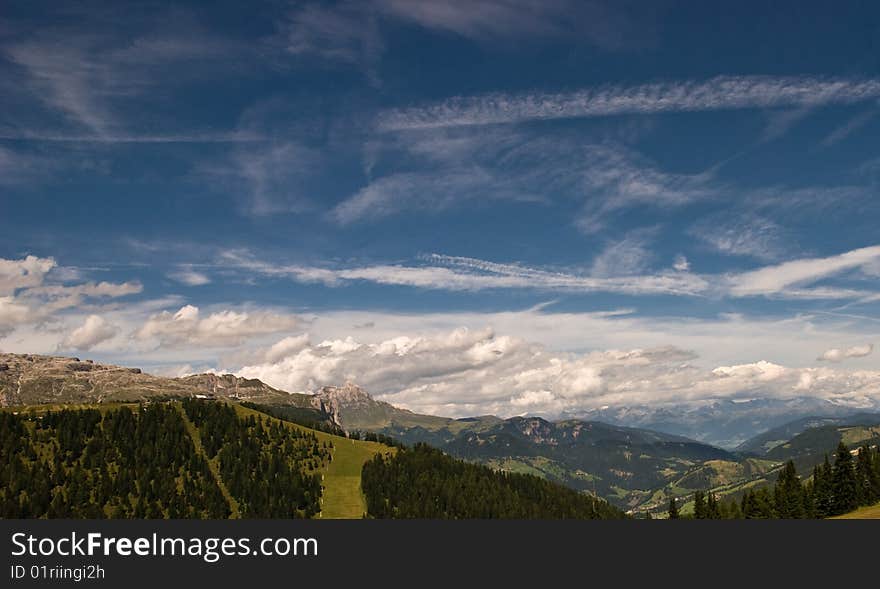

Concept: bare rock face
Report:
left=177, top=373, right=292, bottom=403
left=311, top=383, right=376, bottom=426
left=0, top=352, right=308, bottom=408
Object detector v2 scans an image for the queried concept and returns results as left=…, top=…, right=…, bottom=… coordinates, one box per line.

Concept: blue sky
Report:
left=2, top=1, right=880, bottom=417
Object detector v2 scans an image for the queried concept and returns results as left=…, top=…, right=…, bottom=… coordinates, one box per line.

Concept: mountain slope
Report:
left=0, top=399, right=392, bottom=519
left=577, top=397, right=876, bottom=449
left=314, top=383, right=737, bottom=509
left=737, top=413, right=880, bottom=455
left=0, top=352, right=314, bottom=408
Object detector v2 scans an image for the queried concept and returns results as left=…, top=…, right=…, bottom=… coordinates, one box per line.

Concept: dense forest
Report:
left=0, top=404, right=228, bottom=518
left=361, top=443, right=625, bottom=519
left=668, top=442, right=880, bottom=519
left=181, top=399, right=330, bottom=517
left=0, top=401, right=331, bottom=518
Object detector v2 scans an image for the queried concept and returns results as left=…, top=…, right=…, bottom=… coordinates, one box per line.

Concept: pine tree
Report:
left=706, top=492, right=720, bottom=519
left=774, top=460, right=805, bottom=519
left=812, top=456, right=834, bottom=518
left=668, top=497, right=680, bottom=519
left=831, top=441, right=857, bottom=515
left=692, top=490, right=706, bottom=519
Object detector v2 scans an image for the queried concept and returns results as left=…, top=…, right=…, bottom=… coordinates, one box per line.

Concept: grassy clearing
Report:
left=174, top=403, right=241, bottom=518
left=319, top=436, right=393, bottom=519
left=232, top=403, right=394, bottom=519
left=831, top=501, right=880, bottom=519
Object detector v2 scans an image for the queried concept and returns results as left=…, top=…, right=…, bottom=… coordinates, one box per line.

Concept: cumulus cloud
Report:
left=61, top=315, right=119, bottom=351
left=235, top=328, right=880, bottom=418
left=673, top=255, right=690, bottom=272
left=0, top=255, right=56, bottom=295
left=0, top=255, right=143, bottom=337
left=135, top=304, right=300, bottom=348
left=818, top=344, right=874, bottom=363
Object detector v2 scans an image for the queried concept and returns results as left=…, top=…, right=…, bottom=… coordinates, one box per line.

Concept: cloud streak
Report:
left=220, top=243, right=880, bottom=301
left=377, top=75, right=880, bottom=130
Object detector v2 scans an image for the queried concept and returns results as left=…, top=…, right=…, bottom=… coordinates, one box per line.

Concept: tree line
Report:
left=667, top=441, right=880, bottom=519
left=361, top=443, right=625, bottom=519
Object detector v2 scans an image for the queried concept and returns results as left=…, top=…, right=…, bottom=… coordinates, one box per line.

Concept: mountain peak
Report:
left=314, top=382, right=376, bottom=404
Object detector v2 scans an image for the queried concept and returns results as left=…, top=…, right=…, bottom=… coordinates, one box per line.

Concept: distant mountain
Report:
left=763, top=421, right=880, bottom=464
left=576, top=397, right=876, bottom=449
left=737, top=413, right=880, bottom=455
left=311, top=383, right=737, bottom=509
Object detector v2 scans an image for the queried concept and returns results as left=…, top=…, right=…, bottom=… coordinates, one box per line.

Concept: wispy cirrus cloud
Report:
left=2, top=10, right=257, bottom=143
left=275, top=0, right=653, bottom=84
left=218, top=243, right=880, bottom=302
left=377, top=75, right=880, bottom=130
left=689, top=213, right=788, bottom=261
left=333, top=128, right=714, bottom=230
left=820, top=107, right=878, bottom=147
left=726, top=245, right=880, bottom=298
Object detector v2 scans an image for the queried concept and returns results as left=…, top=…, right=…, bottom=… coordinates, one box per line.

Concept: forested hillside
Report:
left=667, top=442, right=880, bottom=519
left=361, top=443, right=626, bottom=519
left=0, top=401, right=330, bottom=518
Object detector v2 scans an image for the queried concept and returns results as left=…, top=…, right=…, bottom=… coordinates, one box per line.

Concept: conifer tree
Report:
left=831, top=441, right=857, bottom=515
left=668, top=497, right=679, bottom=519
left=693, top=490, right=706, bottom=519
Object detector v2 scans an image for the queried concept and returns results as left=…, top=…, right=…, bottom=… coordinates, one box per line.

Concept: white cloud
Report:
left=821, top=108, right=877, bottom=147
left=276, top=0, right=648, bottom=84
left=377, top=75, right=880, bottom=130
left=673, top=255, right=690, bottom=272
left=0, top=255, right=143, bottom=337
left=222, top=250, right=709, bottom=296
left=221, top=244, right=880, bottom=301
left=334, top=132, right=713, bottom=229
left=278, top=1, right=383, bottom=83
left=590, top=235, right=653, bottom=277
left=818, top=344, right=874, bottom=363
left=135, top=304, right=300, bottom=348
left=374, top=0, right=648, bottom=50
left=61, top=315, right=119, bottom=351
left=0, top=255, right=56, bottom=295
left=168, top=269, right=211, bottom=286
left=572, top=144, right=713, bottom=234
left=0, top=297, right=34, bottom=336
left=3, top=16, right=254, bottom=142
left=690, top=214, right=786, bottom=261
left=199, top=142, right=318, bottom=216
left=727, top=245, right=880, bottom=297
left=235, top=327, right=880, bottom=418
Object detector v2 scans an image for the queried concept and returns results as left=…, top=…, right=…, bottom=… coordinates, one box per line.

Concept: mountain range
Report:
left=4, top=352, right=879, bottom=513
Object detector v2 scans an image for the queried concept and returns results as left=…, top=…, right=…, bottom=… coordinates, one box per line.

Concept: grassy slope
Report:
left=232, top=404, right=394, bottom=519
left=830, top=501, right=880, bottom=519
